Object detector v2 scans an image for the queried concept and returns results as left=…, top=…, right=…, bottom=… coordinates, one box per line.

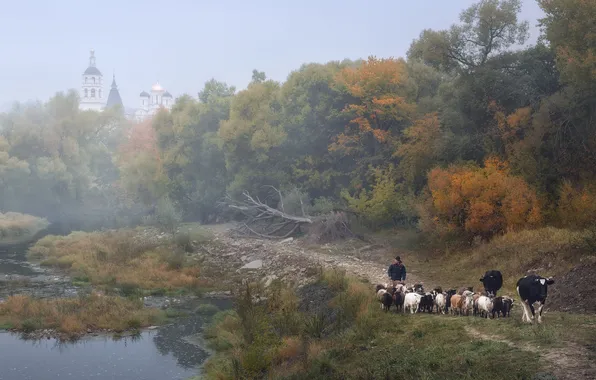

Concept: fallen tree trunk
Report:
left=223, top=189, right=312, bottom=239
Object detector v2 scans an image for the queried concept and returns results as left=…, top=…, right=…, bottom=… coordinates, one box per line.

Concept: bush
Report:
left=421, top=157, right=542, bottom=241
left=342, top=164, right=417, bottom=229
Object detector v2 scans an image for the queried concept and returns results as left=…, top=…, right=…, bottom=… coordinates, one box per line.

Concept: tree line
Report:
left=1, top=0, right=594, bottom=240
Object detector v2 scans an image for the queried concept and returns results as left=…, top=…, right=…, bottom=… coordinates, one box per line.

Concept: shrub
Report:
left=422, top=157, right=542, bottom=240
left=342, top=164, right=416, bottom=228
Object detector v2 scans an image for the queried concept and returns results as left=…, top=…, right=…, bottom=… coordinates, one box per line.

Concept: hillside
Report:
left=198, top=224, right=596, bottom=380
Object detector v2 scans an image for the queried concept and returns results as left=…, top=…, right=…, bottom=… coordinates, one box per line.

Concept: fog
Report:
left=0, top=0, right=560, bottom=235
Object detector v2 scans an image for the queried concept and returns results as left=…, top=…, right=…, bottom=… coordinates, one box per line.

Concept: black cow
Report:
left=480, top=270, right=503, bottom=297
left=516, top=275, right=554, bottom=324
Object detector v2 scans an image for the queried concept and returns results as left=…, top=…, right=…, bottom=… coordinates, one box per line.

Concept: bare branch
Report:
left=224, top=189, right=312, bottom=239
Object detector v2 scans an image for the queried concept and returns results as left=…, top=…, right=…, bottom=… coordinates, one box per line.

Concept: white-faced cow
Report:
left=516, top=275, right=555, bottom=324
left=479, top=270, right=503, bottom=297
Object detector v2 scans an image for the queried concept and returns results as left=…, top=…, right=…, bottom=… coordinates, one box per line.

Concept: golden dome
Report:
left=151, top=82, right=164, bottom=92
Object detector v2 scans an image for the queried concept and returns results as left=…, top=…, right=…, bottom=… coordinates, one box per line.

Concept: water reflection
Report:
left=0, top=299, right=232, bottom=380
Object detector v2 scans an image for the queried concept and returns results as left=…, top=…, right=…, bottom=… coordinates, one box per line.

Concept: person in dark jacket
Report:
left=388, top=256, right=406, bottom=287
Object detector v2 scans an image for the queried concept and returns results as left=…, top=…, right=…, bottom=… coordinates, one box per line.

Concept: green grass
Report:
left=200, top=270, right=574, bottom=380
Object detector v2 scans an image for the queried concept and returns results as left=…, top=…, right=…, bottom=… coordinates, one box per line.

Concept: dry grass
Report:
left=402, top=227, right=596, bottom=293
left=27, top=229, right=208, bottom=292
left=0, top=211, right=49, bottom=243
left=0, top=293, right=164, bottom=339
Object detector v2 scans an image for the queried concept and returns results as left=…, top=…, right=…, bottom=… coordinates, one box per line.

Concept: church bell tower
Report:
left=79, top=49, right=105, bottom=111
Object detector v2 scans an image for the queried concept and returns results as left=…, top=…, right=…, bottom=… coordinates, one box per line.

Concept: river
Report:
left=0, top=236, right=232, bottom=380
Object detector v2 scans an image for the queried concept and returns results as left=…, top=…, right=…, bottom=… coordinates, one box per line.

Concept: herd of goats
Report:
left=375, top=270, right=556, bottom=324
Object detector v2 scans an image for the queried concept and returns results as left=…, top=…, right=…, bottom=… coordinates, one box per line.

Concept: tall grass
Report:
left=0, top=293, right=164, bottom=339
left=27, top=229, right=209, bottom=292
left=201, top=270, right=544, bottom=380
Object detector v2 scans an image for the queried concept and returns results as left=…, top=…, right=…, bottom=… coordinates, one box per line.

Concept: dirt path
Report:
left=203, top=225, right=423, bottom=288
left=466, top=326, right=596, bottom=380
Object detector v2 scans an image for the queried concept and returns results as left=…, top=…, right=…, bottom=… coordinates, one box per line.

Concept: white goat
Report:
left=403, top=292, right=422, bottom=314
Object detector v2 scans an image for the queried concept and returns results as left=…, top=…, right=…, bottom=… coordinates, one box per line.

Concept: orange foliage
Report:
left=329, top=56, right=416, bottom=154
left=557, top=180, right=596, bottom=228
left=425, top=158, right=542, bottom=239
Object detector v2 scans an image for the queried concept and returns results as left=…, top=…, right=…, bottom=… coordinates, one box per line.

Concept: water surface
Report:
left=0, top=298, right=232, bottom=380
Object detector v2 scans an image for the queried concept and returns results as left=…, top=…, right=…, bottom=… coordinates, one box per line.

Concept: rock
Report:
left=279, top=237, right=294, bottom=244
left=240, top=260, right=263, bottom=270
left=262, top=275, right=278, bottom=288
left=147, top=326, right=159, bottom=330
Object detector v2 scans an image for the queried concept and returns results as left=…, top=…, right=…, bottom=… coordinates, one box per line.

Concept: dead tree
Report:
left=223, top=188, right=313, bottom=239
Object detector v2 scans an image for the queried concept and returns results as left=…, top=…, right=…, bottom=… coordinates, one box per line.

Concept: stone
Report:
left=240, top=260, right=263, bottom=270
left=262, top=275, right=278, bottom=287
left=279, top=237, right=294, bottom=244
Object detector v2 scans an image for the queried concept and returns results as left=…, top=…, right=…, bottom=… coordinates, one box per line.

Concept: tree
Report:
left=251, top=69, right=267, bottom=84
left=329, top=56, right=416, bottom=189
left=0, top=90, right=129, bottom=229
left=408, top=0, right=529, bottom=73
left=538, top=0, right=596, bottom=92
left=153, top=84, right=231, bottom=223
left=116, top=119, right=168, bottom=206
left=279, top=61, right=351, bottom=199
left=218, top=79, right=287, bottom=199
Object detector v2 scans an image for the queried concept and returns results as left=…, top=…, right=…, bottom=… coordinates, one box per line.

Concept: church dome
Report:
left=151, top=82, right=164, bottom=92
left=84, top=66, right=102, bottom=76
left=140, top=91, right=150, bottom=97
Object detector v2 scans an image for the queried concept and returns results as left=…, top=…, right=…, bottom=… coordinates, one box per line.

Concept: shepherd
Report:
left=388, top=256, right=407, bottom=288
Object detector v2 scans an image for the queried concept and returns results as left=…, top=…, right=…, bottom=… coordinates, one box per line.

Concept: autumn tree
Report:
left=423, top=158, right=542, bottom=240
left=330, top=56, right=416, bottom=188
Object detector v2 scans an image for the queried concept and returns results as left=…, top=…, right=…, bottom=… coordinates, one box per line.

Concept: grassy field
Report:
left=26, top=227, right=213, bottom=295
left=0, top=293, right=166, bottom=339
left=201, top=268, right=596, bottom=379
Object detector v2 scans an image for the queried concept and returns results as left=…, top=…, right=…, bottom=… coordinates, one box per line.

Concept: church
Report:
left=78, top=49, right=174, bottom=121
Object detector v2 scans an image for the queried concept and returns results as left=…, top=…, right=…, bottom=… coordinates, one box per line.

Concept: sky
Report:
left=0, top=0, right=545, bottom=110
